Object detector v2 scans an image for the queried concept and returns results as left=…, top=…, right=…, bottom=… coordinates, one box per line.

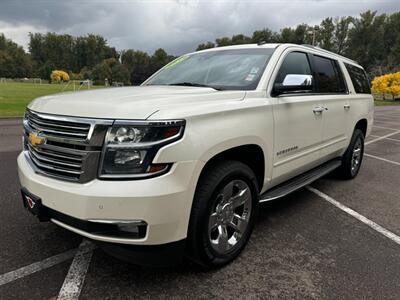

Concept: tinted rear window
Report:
left=345, top=63, right=371, bottom=94
left=313, top=55, right=346, bottom=93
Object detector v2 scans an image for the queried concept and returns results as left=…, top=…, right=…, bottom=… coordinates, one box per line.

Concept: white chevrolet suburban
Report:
left=18, top=43, right=374, bottom=268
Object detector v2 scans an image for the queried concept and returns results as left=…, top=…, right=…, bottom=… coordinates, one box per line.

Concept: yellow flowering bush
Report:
left=371, top=72, right=400, bottom=99
left=50, top=70, right=70, bottom=83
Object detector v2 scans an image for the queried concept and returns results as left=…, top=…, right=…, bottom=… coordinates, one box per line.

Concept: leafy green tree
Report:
left=121, top=49, right=151, bottom=85
left=92, top=58, right=130, bottom=85
left=0, top=34, right=33, bottom=78
left=78, top=67, right=93, bottom=80
left=75, top=34, right=118, bottom=70
left=346, top=11, right=386, bottom=72
left=252, top=28, right=276, bottom=43
left=149, top=48, right=175, bottom=74
left=196, top=42, right=215, bottom=51
left=28, top=33, right=118, bottom=78
left=318, top=18, right=335, bottom=51
left=29, top=32, right=75, bottom=76
left=292, top=24, right=309, bottom=44
left=383, top=12, right=400, bottom=72
left=2, top=10, right=400, bottom=84
left=280, top=27, right=294, bottom=43
left=111, top=63, right=130, bottom=85
left=231, top=34, right=252, bottom=45
left=332, top=16, right=353, bottom=54
left=215, top=37, right=232, bottom=47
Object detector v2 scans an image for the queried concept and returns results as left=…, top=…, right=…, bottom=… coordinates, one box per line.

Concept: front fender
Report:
left=153, top=104, right=274, bottom=191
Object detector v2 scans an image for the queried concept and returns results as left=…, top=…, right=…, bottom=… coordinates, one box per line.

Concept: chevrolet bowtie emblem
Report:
left=29, top=132, right=46, bottom=146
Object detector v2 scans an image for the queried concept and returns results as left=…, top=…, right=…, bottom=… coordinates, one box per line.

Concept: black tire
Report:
left=187, top=160, right=259, bottom=268
left=337, top=129, right=365, bottom=179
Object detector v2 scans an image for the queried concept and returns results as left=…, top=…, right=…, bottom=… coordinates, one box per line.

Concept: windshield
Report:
left=144, top=48, right=275, bottom=90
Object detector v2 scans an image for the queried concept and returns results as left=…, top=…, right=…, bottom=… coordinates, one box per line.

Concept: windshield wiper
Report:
left=168, top=82, right=224, bottom=91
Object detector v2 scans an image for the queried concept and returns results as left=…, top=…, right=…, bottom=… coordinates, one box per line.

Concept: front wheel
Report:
left=337, top=129, right=365, bottom=179
left=187, top=160, right=259, bottom=268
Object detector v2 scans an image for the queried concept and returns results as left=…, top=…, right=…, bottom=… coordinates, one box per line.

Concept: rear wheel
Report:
left=337, top=129, right=364, bottom=179
left=187, top=160, right=259, bottom=268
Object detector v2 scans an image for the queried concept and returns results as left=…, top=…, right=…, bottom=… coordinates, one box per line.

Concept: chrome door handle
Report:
left=313, top=106, right=328, bottom=114
left=344, top=104, right=351, bottom=110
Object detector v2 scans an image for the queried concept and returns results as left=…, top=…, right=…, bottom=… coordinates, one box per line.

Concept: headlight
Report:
left=99, top=120, right=185, bottom=179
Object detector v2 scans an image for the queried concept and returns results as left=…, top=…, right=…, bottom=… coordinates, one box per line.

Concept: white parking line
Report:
left=0, top=248, right=77, bottom=286
left=365, top=130, right=400, bottom=145
left=57, top=240, right=95, bottom=300
left=369, top=135, right=400, bottom=143
left=365, top=154, right=400, bottom=166
left=374, top=121, right=400, bottom=128
left=372, top=125, right=400, bottom=131
left=374, top=116, right=400, bottom=121
left=307, top=186, right=400, bottom=246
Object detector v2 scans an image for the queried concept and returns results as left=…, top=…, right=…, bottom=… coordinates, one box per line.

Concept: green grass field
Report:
left=0, top=82, right=105, bottom=117
left=374, top=100, right=400, bottom=106
left=0, top=82, right=399, bottom=117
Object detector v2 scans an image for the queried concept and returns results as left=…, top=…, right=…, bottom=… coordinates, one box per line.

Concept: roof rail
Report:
left=301, top=44, right=358, bottom=64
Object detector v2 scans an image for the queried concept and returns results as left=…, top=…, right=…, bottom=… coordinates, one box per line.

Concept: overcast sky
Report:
left=0, top=0, right=399, bottom=55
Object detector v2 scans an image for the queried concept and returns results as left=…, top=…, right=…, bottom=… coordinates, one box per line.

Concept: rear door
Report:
left=343, top=63, right=374, bottom=139
left=310, top=55, right=350, bottom=159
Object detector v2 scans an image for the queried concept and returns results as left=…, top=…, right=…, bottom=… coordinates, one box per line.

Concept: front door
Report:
left=270, top=51, right=324, bottom=183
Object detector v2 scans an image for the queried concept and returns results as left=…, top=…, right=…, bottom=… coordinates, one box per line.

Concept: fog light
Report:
left=117, top=223, right=139, bottom=233
left=117, top=221, right=147, bottom=238
left=88, top=219, right=147, bottom=238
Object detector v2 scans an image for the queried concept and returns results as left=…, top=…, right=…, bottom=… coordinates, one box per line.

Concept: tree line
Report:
left=0, top=10, right=399, bottom=85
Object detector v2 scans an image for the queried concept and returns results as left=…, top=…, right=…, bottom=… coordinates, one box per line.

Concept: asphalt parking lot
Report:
left=1, top=106, right=400, bottom=299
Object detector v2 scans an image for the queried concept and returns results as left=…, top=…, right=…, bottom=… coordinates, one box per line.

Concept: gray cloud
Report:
left=0, top=0, right=399, bottom=55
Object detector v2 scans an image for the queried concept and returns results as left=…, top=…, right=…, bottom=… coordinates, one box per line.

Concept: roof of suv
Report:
left=193, top=43, right=359, bottom=67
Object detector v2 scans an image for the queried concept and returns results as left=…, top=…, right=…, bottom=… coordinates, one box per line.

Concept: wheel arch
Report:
left=354, top=118, right=368, bottom=137
left=198, top=143, right=266, bottom=191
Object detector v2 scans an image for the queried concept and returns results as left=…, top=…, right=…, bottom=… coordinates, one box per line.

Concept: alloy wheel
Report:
left=208, top=179, right=252, bottom=255
left=351, top=137, right=362, bottom=175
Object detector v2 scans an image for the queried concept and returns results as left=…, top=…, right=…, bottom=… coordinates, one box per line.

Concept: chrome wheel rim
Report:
left=351, top=138, right=362, bottom=174
left=208, top=179, right=252, bottom=255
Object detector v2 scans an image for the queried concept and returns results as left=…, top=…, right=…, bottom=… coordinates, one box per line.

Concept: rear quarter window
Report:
left=345, top=63, right=371, bottom=94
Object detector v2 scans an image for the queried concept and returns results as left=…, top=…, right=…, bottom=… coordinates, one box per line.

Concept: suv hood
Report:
left=28, top=86, right=246, bottom=119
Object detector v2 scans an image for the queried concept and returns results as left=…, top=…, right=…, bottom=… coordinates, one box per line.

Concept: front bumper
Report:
left=18, top=152, right=203, bottom=245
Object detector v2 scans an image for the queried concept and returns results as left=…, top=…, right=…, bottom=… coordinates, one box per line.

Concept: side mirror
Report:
left=273, top=74, right=313, bottom=96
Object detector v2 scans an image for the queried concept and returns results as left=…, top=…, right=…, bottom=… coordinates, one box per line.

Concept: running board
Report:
left=259, top=159, right=341, bottom=202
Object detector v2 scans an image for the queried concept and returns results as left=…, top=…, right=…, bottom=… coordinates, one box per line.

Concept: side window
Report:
left=312, top=55, right=346, bottom=93
left=275, top=52, right=312, bottom=85
left=345, top=63, right=371, bottom=94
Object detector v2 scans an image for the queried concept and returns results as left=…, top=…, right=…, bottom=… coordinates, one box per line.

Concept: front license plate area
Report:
left=21, top=188, right=49, bottom=221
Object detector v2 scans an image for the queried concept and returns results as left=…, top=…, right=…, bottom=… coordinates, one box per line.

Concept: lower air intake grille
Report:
left=27, top=144, right=84, bottom=181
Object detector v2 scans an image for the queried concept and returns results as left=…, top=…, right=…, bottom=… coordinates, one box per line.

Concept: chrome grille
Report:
left=28, top=144, right=84, bottom=180
left=26, top=110, right=91, bottom=141
left=23, top=109, right=113, bottom=182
